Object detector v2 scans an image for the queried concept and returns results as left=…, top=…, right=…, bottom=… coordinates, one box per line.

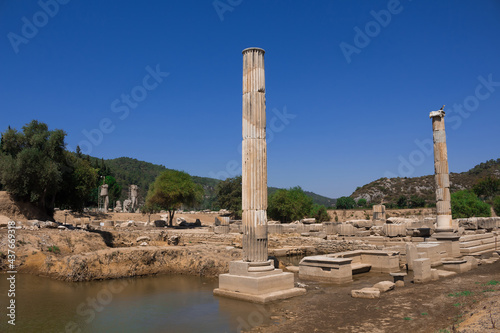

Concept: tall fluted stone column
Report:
left=429, top=107, right=453, bottom=233
left=429, top=106, right=460, bottom=257
left=242, top=47, right=268, bottom=262
left=213, top=48, right=305, bottom=303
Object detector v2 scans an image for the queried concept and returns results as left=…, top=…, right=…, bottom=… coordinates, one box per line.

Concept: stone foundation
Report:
left=214, top=260, right=305, bottom=303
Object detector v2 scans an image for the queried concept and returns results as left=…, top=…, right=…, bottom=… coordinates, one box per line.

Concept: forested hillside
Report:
left=103, top=157, right=335, bottom=209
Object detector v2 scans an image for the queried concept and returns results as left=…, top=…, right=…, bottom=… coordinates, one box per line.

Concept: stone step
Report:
left=460, top=233, right=495, bottom=242
left=460, top=243, right=497, bottom=255
left=460, top=237, right=497, bottom=248
left=473, top=249, right=498, bottom=256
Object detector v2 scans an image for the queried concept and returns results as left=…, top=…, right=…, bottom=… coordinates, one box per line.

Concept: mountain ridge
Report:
left=350, top=158, right=500, bottom=207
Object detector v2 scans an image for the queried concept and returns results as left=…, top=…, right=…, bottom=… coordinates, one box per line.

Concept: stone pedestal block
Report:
left=299, top=256, right=353, bottom=283
left=429, top=233, right=461, bottom=258
left=413, top=258, right=431, bottom=283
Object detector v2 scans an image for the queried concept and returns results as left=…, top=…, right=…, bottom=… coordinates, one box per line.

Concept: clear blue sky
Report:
left=1, top=0, right=499, bottom=198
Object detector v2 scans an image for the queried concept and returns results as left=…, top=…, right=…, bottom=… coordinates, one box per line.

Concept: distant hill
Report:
left=103, top=157, right=336, bottom=209
left=350, top=158, right=500, bottom=206
left=104, top=157, right=219, bottom=208
left=268, top=187, right=336, bottom=208
left=105, top=157, right=167, bottom=200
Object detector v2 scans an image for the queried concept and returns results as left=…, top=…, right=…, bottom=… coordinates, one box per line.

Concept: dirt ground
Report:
left=251, top=260, right=500, bottom=333
left=0, top=191, right=51, bottom=221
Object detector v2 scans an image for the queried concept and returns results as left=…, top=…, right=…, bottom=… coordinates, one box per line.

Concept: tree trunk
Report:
left=168, top=210, right=175, bottom=227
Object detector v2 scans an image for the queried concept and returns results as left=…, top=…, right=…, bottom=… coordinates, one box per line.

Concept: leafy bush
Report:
left=336, top=196, right=356, bottom=210
left=268, top=186, right=313, bottom=223
left=473, top=176, right=500, bottom=199
left=310, top=204, right=330, bottom=222
left=214, top=176, right=242, bottom=219
left=493, top=196, right=500, bottom=216
left=357, top=198, right=367, bottom=207
left=408, top=196, right=426, bottom=208
left=451, top=190, right=491, bottom=219
left=47, top=246, right=60, bottom=254
left=397, top=195, right=407, bottom=209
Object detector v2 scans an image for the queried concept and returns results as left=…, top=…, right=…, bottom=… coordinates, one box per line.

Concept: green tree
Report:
left=335, top=196, right=356, bottom=210
left=56, top=152, right=98, bottom=212
left=310, top=204, right=330, bottom=222
left=214, top=176, right=242, bottom=219
left=0, top=121, right=66, bottom=214
left=451, top=190, right=491, bottom=219
left=397, top=195, right=407, bottom=209
left=145, top=170, right=203, bottom=226
left=493, top=196, right=500, bottom=216
left=473, top=176, right=500, bottom=200
left=408, top=195, right=426, bottom=208
left=357, top=198, right=367, bottom=207
left=268, top=186, right=313, bottom=223
left=76, top=145, right=83, bottom=159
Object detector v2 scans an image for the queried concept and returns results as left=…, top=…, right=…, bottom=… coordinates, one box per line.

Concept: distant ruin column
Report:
left=214, top=216, right=230, bottom=234
left=429, top=107, right=453, bottom=233
left=242, top=47, right=268, bottom=262
left=372, top=204, right=386, bottom=225
left=130, top=185, right=138, bottom=211
left=100, top=184, right=109, bottom=212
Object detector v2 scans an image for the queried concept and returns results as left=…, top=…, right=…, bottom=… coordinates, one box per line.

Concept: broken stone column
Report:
left=100, top=184, right=109, bottom=212
left=214, top=48, right=305, bottom=303
left=214, top=216, right=230, bottom=234
left=429, top=107, right=460, bottom=257
left=372, top=204, right=386, bottom=224
left=429, top=107, right=452, bottom=233
left=130, top=184, right=138, bottom=212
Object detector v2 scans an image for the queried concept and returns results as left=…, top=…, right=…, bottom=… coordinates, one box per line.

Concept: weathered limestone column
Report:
left=429, top=108, right=452, bottom=233
left=428, top=107, right=460, bottom=258
left=213, top=48, right=305, bottom=303
left=242, top=47, right=268, bottom=262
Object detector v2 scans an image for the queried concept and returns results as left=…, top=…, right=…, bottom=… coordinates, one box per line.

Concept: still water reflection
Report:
left=0, top=274, right=273, bottom=333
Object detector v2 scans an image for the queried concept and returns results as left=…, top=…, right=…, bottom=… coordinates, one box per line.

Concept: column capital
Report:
left=429, top=106, right=445, bottom=119
left=242, top=47, right=265, bottom=54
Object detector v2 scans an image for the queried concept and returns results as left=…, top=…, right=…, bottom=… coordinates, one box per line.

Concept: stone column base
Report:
left=428, top=232, right=461, bottom=258
left=213, top=260, right=306, bottom=304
